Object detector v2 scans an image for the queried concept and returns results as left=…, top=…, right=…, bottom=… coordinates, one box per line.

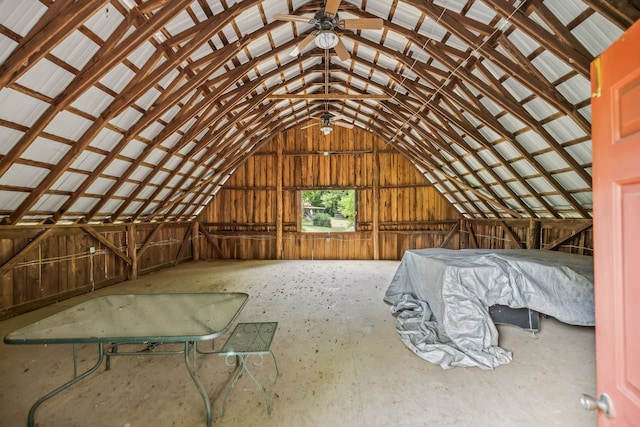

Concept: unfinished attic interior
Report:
left=1, top=0, right=634, bottom=314
left=1, top=0, right=639, bottom=425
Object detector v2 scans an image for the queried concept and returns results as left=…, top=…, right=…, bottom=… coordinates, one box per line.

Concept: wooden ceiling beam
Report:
left=339, top=59, right=559, bottom=217
left=527, top=0, right=593, bottom=60
left=580, top=0, right=640, bottom=30
left=476, top=0, right=592, bottom=76
left=390, top=119, right=505, bottom=219
left=307, top=52, right=559, bottom=217
left=363, top=28, right=593, bottom=207
left=126, top=93, right=275, bottom=221
left=268, top=93, right=389, bottom=100
left=376, top=96, right=525, bottom=218
left=107, top=59, right=319, bottom=221
left=22, top=1, right=263, bottom=225
left=3, top=0, right=197, bottom=224
left=0, top=1, right=110, bottom=89
left=148, top=112, right=282, bottom=220
left=347, top=33, right=515, bottom=142
left=63, top=43, right=259, bottom=222
left=163, top=117, right=277, bottom=220
left=408, top=104, right=538, bottom=217
left=399, top=1, right=591, bottom=135
left=0, top=0, right=602, bottom=223
left=380, top=123, right=521, bottom=217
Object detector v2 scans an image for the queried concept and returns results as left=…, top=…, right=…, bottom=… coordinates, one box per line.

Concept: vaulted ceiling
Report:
left=0, top=0, right=638, bottom=225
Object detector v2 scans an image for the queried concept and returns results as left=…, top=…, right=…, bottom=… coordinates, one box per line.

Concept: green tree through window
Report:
left=301, top=190, right=356, bottom=232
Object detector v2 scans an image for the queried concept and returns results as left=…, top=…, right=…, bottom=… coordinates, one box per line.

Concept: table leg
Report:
left=221, top=353, right=272, bottom=416
left=28, top=343, right=105, bottom=427
left=106, top=343, right=118, bottom=370
left=184, top=341, right=212, bottom=427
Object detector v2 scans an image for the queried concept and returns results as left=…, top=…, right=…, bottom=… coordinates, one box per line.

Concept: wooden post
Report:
left=192, top=221, right=199, bottom=261
left=276, top=134, right=284, bottom=259
left=372, top=139, right=380, bottom=260
left=527, top=219, right=540, bottom=249
left=127, top=224, right=137, bottom=280
left=465, top=220, right=478, bottom=248
left=460, top=219, right=468, bottom=248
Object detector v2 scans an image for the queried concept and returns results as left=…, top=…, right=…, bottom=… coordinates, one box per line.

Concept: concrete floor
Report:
left=0, top=260, right=597, bottom=427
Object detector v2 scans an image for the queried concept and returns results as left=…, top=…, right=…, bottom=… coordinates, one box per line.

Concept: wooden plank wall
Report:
left=198, top=122, right=462, bottom=259
left=460, top=219, right=593, bottom=255
left=0, top=125, right=594, bottom=317
left=0, top=223, right=192, bottom=318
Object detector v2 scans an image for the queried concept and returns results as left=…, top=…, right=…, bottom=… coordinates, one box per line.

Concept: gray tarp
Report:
left=384, top=249, right=594, bottom=370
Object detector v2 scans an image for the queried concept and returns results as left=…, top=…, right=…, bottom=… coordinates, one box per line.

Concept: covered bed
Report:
left=384, top=249, right=594, bottom=369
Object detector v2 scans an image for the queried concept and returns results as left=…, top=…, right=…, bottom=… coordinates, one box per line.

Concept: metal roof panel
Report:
left=51, top=172, right=84, bottom=192
left=0, top=0, right=46, bottom=37
left=0, top=88, right=50, bottom=127
left=0, top=127, right=24, bottom=155
left=44, top=111, right=94, bottom=141
left=0, top=164, right=48, bottom=188
left=21, top=137, right=69, bottom=165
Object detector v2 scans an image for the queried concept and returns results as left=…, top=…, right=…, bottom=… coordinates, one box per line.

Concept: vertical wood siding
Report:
left=199, top=124, right=461, bottom=259
left=0, top=127, right=593, bottom=317
left=0, top=224, right=192, bottom=317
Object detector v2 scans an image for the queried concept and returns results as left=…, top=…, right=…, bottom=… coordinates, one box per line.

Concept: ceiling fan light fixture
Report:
left=320, top=124, right=333, bottom=135
left=314, top=30, right=339, bottom=49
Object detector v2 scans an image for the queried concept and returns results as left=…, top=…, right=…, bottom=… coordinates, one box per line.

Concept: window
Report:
left=300, top=189, right=356, bottom=232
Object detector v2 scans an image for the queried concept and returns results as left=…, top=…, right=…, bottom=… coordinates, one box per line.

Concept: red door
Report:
left=590, top=19, right=640, bottom=425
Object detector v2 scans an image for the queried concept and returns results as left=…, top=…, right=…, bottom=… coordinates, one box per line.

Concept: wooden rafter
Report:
left=82, top=41, right=260, bottom=221
left=468, top=0, right=593, bottom=76
left=347, top=56, right=550, bottom=217
left=268, top=93, right=389, bottom=99
left=0, top=0, right=608, bottom=224
left=581, top=0, right=640, bottom=30
left=400, top=2, right=592, bottom=135
left=347, top=34, right=585, bottom=217
left=59, top=38, right=308, bottom=223
left=126, top=91, right=273, bottom=220
left=3, top=0, right=197, bottom=224
left=0, top=1, right=111, bottom=89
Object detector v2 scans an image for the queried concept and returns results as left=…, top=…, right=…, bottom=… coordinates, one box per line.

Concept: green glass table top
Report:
left=218, top=322, right=277, bottom=354
left=4, top=293, right=249, bottom=345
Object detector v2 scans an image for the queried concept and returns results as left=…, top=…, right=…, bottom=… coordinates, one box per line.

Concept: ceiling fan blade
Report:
left=329, top=112, right=348, bottom=121
left=334, top=121, right=354, bottom=129
left=324, top=0, right=342, bottom=17
left=299, top=32, right=317, bottom=51
left=290, top=32, right=317, bottom=57
left=334, top=37, right=350, bottom=61
left=340, top=18, right=384, bottom=30
left=302, top=122, right=321, bottom=129
left=273, top=13, right=314, bottom=24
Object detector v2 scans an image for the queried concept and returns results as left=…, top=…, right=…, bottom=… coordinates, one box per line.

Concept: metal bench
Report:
left=217, top=322, right=278, bottom=416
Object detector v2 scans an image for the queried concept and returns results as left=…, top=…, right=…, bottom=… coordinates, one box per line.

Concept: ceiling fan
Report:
left=274, top=0, right=383, bottom=61
left=300, top=49, right=355, bottom=135
left=303, top=111, right=355, bottom=135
